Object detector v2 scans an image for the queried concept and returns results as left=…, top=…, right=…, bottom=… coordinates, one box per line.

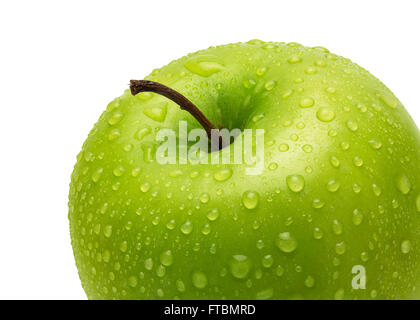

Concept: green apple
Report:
left=69, top=40, right=420, bottom=300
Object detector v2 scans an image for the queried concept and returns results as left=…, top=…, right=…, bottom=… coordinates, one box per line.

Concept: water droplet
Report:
left=313, top=227, right=324, bottom=239
left=312, top=198, right=325, bottom=209
left=113, top=165, right=125, bottom=177
left=160, top=250, right=173, bottom=266
left=144, top=102, right=167, bottom=122
left=352, top=209, right=363, bottom=226
left=332, top=219, right=343, bottom=235
left=330, top=156, right=340, bottom=168
left=279, top=143, right=289, bottom=152
left=104, top=225, right=113, bottom=238
left=108, top=111, right=123, bottom=125
left=335, top=242, right=346, bottom=255
left=340, top=141, right=350, bottom=151
left=242, top=190, right=260, bottom=210
left=327, top=179, right=340, bottom=192
left=128, top=276, right=138, bottom=288
left=199, top=192, right=210, bottom=204
left=300, top=97, right=315, bottom=108
left=180, top=220, right=193, bottom=235
left=262, top=255, right=274, bottom=268
left=334, top=289, right=345, bottom=300
left=346, top=120, right=358, bottom=131
left=144, top=258, right=153, bottom=270
left=213, top=168, right=232, bottom=182
left=108, top=128, right=121, bottom=141
left=286, top=175, right=305, bottom=193
left=353, top=156, right=363, bottom=167
left=176, top=280, right=186, bottom=293
left=229, top=255, right=251, bottom=279
left=265, top=80, right=276, bottom=91
left=316, top=107, right=336, bottom=122
left=304, top=275, right=315, bottom=288
left=372, top=184, right=381, bottom=196
left=140, top=182, right=151, bottom=193
left=379, top=93, right=398, bottom=109
left=92, top=168, right=103, bottom=182
left=276, top=232, right=298, bottom=253
left=205, top=208, right=219, bottom=221
left=135, top=127, right=151, bottom=141
left=288, top=56, right=302, bottom=64
left=184, top=55, right=224, bottom=77
left=302, top=144, right=313, bottom=153
left=401, top=240, right=411, bottom=254
left=256, top=67, right=267, bottom=76
left=191, top=271, right=208, bottom=289
left=368, top=139, right=382, bottom=150
left=256, top=288, right=274, bottom=300
left=396, top=173, right=411, bottom=195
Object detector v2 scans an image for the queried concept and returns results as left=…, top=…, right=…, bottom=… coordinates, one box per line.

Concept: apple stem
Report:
left=130, top=80, right=223, bottom=149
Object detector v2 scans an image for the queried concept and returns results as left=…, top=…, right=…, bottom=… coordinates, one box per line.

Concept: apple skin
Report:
left=69, top=40, right=420, bottom=300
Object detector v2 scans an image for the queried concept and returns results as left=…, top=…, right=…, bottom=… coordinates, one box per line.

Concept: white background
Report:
left=0, top=0, right=419, bottom=299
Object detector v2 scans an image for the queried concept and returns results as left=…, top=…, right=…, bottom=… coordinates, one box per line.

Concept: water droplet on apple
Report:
left=256, top=67, right=267, bottom=76
left=316, top=107, right=336, bottom=122
left=113, top=165, right=125, bottom=177
left=326, top=179, right=340, bottom=192
left=276, top=232, right=298, bottom=253
left=256, top=288, right=274, bottom=300
left=279, top=143, right=289, bottom=152
left=334, top=289, right=345, bottom=300
left=128, top=276, right=138, bottom=288
left=229, top=255, right=251, bottom=279
left=140, top=182, right=151, bottom=193
left=92, top=168, right=103, bottom=182
left=176, top=280, right=186, bottom=293
left=286, top=175, right=305, bottom=193
left=353, top=156, right=363, bottom=167
left=330, top=156, right=340, bottom=168
left=332, top=219, right=343, bottom=235
left=135, top=127, right=151, bottom=140
left=379, top=93, right=398, bottom=109
left=184, top=55, right=224, bottom=77
left=144, top=258, right=153, bottom=270
left=242, top=190, right=259, bottom=209
left=346, top=120, right=358, bottom=131
left=264, top=80, right=276, bottom=91
left=288, top=56, right=302, bottom=64
left=199, top=192, right=210, bottom=203
left=213, top=168, right=232, bottom=182
left=180, top=220, right=193, bottom=235
left=299, top=97, right=314, bottom=108
left=207, top=208, right=220, bottom=221
left=143, top=103, right=167, bottom=122
left=262, top=255, right=274, bottom=268
left=368, top=139, right=382, bottom=150
left=159, top=250, right=173, bottom=267
left=401, top=240, right=411, bottom=254
left=104, top=225, right=113, bottom=238
left=335, top=242, right=346, bottom=255
left=396, top=173, right=411, bottom=195
left=304, top=275, right=315, bottom=288
left=312, top=198, right=325, bottom=209
left=108, top=111, right=124, bottom=125
left=352, top=209, right=363, bottom=226
left=108, top=128, right=121, bottom=141
left=302, top=144, right=313, bottom=153
left=191, top=271, right=208, bottom=289
left=313, top=227, right=323, bottom=239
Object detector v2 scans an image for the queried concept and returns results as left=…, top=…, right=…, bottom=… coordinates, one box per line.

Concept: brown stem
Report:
left=130, top=80, right=223, bottom=149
